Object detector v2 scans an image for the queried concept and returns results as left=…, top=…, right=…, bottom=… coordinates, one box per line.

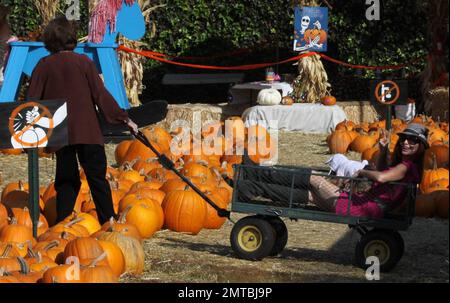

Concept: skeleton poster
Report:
left=294, top=6, right=328, bottom=52
left=0, top=100, right=68, bottom=149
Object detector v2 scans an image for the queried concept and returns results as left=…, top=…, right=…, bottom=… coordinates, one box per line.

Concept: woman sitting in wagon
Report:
left=308, top=123, right=428, bottom=218
left=233, top=123, right=427, bottom=219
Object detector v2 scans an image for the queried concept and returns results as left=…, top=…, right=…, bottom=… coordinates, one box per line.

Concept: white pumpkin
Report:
left=257, top=88, right=282, bottom=105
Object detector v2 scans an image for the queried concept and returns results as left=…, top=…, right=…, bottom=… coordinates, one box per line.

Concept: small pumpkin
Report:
left=321, top=95, right=336, bottom=106
left=257, top=88, right=282, bottom=106
left=281, top=96, right=294, bottom=105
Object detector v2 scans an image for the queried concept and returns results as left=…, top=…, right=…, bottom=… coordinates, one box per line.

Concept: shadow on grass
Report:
left=159, top=228, right=359, bottom=268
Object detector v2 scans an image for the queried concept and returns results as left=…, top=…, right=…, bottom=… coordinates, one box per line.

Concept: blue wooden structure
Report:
left=0, top=0, right=145, bottom=109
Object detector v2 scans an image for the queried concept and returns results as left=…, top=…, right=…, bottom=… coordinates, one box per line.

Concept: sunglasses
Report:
left=399, top=135, right=420, bottom=145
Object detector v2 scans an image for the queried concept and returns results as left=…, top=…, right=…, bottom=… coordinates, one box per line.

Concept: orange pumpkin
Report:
left=321, top=95, right=336, bottom=106
left=327, top=130, right=353, bottom=154
left=163, top=187, right=207, bottom=235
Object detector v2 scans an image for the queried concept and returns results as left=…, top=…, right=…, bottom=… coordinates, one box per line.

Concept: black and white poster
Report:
left=0, top=99, right=68, bottom=149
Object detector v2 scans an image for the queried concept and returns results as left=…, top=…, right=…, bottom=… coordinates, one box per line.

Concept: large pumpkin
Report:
left=98, top=240, right=125, bottom=277
left=120, top=200, right=164, bottom=239
left=63, top=237, right=104, bottom=263
left=327, top=130, right=353, bottom=154
left=423, top=146, right=449, bottom=169
left=98, top=231, right=145, bottom=275
left=163, top=187, right=207, bottom=235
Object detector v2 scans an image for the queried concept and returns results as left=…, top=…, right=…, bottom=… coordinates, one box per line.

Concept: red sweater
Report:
left=27, top=51, right=128, bottom=145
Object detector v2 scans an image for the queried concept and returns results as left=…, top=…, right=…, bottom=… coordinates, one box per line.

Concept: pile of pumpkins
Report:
left=327, top=115, right=449, bottom=219
left=0, top=117, right=273, bottom=283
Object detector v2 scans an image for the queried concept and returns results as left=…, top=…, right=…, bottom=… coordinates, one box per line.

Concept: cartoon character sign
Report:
left=0, top=100, right=68, bottom=149
left=294, top=6, right=328, bottom=52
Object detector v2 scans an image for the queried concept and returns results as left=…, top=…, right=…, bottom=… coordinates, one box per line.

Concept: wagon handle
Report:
left=133, top=130, right=231, bottom=220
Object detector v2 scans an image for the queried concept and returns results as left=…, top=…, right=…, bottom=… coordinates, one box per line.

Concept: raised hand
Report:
left=25, top=106, right=40, bottom=124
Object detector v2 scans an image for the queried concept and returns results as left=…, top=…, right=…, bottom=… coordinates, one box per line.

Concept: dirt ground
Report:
left=0, top=131, right=448, bottom=283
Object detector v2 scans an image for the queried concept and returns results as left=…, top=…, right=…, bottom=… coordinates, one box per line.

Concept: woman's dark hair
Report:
left=42, top=16, right=77, bottom=53
left=391, top=140, right=425, bottom=179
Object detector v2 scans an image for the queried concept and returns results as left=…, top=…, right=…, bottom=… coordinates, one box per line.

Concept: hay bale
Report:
left=427, top=86, right=449, bottom=122
left=338, top=101, right=381, bottom=124
left=156, top=103, right=251, bottom=133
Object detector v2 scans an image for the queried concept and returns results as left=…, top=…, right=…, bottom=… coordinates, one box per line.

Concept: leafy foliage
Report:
left=3, top=0, right=431, bottom=101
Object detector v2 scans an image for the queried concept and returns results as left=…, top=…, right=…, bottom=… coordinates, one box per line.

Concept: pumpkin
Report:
left=423, top=146, right=449, bottom=169
left=10, top=207, right=49, bottom=236
left=63, top=237, right=104, bottom=262
left=132, top=157, right=161, bottom=175
left=142, top=126, right=172, bottom=154
left=203, top=192, right=228, bottom=229
left=335, top=120, right=356, bottom=132
left=415, top=194, right=435, bottom=218
left=422, top=179, right=449, bottom=194
left=99, top=217, right=142, bottom=242
left=0, top=244, right=22, bottom=272
left=51, top=218, right=90, bottom=238
left=63, top=212, right=101, bottom=235
left=33, top=240, right=66, bottom=264
left=120, top=200, right=164, bottom=238
left=350, top=135, right=378, bottom=153
left=11, top=257, right=44, bottom=283
left=420, top=155, right=449, bottom=193
left=257, top=88, right=282, bottom=105
left=0, top=268, right=20, bottom=283
left=121, top=139, right=160, bottom=164
left=114, top=140, right=133, bottom=166
left=25, top=251, right=58, bottom=272
left=281, top=96, right=295, bottom=105
left=428, top=128, right=447, bottom=145
left=327, top=130, right=353, bottom=154
left=126, top=187, right=166, bottom=205
left=98, top=240, right=125, bottom=277
left=0, top=218, right=35, bottom=257
left=1, top=180, right=33, bottom=209
left=98, top=231, right=145, bottom=275
left=163, top=187, right=207, bottom=235
left=40, top=264, right=83, bottom=283
left=321, top=95, right=336, bottom=106
left=80, top=252, right=118, bottom=283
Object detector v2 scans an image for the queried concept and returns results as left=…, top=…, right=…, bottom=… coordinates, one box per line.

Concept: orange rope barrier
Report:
left=117, top=44, right=426, bottom=71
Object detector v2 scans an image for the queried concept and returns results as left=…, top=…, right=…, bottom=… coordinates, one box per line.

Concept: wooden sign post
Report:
left=0, top=100, right=68, bottom=237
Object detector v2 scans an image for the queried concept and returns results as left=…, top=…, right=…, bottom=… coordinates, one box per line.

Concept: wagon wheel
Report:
left=267, top=217, right=288, bottom=256
left=230, top=216, right=276, bottom=261
left=355, top=229, right=403, bottom=273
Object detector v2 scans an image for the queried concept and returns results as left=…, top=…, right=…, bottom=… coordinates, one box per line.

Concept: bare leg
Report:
left=307, top=175, right=341, bottom=212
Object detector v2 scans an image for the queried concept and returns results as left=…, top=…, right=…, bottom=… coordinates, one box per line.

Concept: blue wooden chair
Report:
left=0, top=0, right=145, bottom=109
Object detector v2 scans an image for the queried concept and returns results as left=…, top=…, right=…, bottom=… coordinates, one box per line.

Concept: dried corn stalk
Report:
left=118, top=1, right=166, bottom=107
left=33, top=0, right=60, bottom=31
left=293, top=53, right=331, bottom=103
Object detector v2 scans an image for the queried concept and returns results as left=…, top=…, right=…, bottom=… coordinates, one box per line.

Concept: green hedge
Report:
left=3, top=0, right=430, bottom=100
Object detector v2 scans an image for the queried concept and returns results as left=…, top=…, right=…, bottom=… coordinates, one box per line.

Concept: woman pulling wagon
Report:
left=27, top=16, right=138, bottom=225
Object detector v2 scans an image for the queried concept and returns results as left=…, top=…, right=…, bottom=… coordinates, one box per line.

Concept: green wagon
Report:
left=229, top=164, right=417, bottom=272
